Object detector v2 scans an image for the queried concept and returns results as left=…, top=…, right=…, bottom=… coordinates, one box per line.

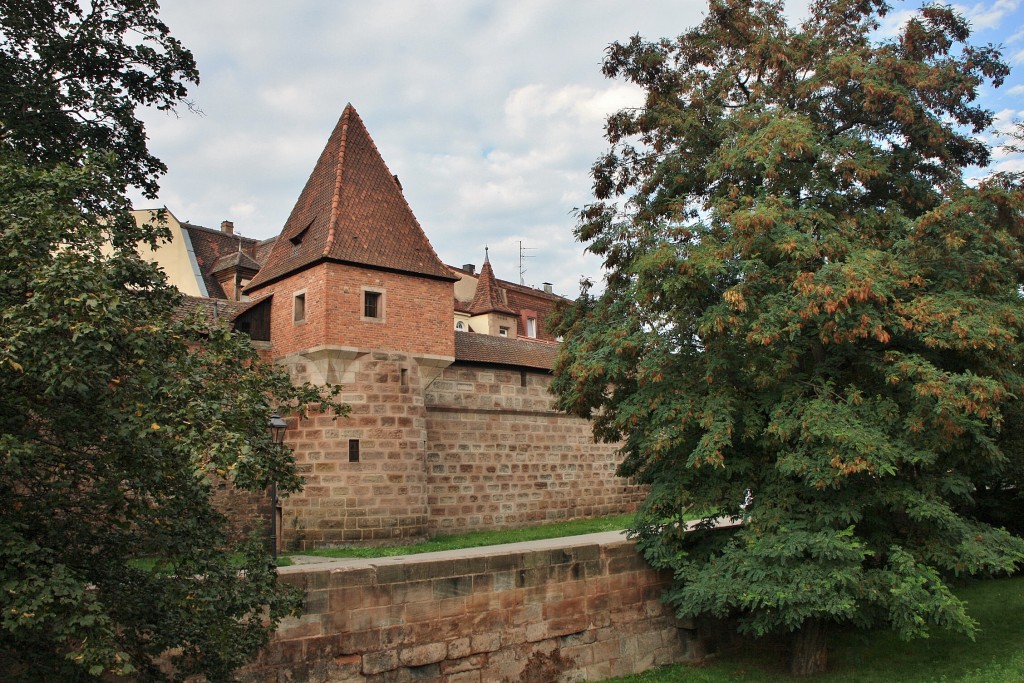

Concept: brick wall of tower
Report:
left=251, top=266, right=330, bottom=359
left=321, top=263, right=454, bottom=358
left=250, top=263, right=454, bottom=360
left=424, top=365, right=644, bottom=534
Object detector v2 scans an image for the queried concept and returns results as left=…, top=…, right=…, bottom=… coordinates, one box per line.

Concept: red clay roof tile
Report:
left=181, top=223, right=261, bottom=299
left=454, top=331, right=558, bottom=371
left=467, top=258, right=516, bottom=315
left=246, top=105, right=454, bottom=291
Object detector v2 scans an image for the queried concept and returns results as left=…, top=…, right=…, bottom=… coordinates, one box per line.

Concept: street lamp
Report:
left=267, top=413, right=288, bottom=559
left=268, top=413, right=287, bottom=445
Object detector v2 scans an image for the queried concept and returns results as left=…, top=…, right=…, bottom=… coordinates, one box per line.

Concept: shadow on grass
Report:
left=603, top=576, right=1024, bottom=683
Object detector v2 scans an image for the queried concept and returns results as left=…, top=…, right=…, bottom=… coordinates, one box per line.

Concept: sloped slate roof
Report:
left=246, top=104, right=454, bottom=291
left=454, top=331, right=559, bottom=371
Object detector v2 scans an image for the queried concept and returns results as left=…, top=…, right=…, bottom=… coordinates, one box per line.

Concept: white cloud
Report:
left=955, top=0, right=1021, bottom=30
left=130, top=0, right=1024, bottom=298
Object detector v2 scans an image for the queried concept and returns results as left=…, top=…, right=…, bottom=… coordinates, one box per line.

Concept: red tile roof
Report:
left=454, top=331, right=558, bottom=371
left=211, top=250, right=261, bottom=274
left=451, top=260, right=565, bottom=341
left=468, top=258, right=516, bottom=315
left=246, top=104, right=455, bottom=291
left=176, top=296, right=254, bottom=326
left=182, top=223, right=261, bottom=299
left=252, top=237, right=277, bottom=267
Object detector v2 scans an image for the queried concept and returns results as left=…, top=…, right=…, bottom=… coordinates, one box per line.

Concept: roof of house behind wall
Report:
left=454, top=331, right=559, bottom=371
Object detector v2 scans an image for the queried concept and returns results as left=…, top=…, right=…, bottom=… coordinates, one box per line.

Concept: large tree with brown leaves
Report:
left=552, top=0, right=1024, bottom=675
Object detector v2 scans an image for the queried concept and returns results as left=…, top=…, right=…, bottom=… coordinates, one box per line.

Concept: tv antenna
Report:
left=519, top=241, right=535, bottom=286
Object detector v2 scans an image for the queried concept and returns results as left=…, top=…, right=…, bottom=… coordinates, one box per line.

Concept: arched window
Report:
left=455, top=321, right=465, bottom=330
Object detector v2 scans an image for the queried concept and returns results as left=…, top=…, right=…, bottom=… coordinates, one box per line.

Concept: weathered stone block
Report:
left=447, top=637, right=471, bottom=660
left=399, top=642, right=447, bottom=667
left=431, top=575, right=472, bottom=599
left=361, top=649, right=398, bottom=675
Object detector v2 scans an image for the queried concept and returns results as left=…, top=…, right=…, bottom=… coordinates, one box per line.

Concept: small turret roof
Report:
left=467, top=252, right=515, bottom=315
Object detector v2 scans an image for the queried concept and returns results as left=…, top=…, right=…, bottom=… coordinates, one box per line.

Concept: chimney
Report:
left=463, top=264, right=476, bottom=275
left=221, top=220, right=234, bottom=235
left=543, top=282, right=553, bottom=294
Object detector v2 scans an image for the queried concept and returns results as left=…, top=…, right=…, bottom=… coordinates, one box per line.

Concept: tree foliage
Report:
left=0, top=2, right=343, bottom=680
left=552, top=0, right=1024, bottom=674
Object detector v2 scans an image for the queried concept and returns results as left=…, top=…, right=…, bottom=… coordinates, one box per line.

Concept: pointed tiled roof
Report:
left=245, top=104, right=455, bottom=291
left=468, top=255, right=515, bottom=315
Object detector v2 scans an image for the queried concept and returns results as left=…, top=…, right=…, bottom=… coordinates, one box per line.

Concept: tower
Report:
left=245, top=105, right=457, bottom=547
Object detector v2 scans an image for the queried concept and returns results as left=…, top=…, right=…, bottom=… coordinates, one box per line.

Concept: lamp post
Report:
left=267, top=413, right=288, bottom=559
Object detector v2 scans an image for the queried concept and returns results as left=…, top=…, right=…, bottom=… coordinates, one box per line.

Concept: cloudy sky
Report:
left=135, top=1, right=1024, bottom=298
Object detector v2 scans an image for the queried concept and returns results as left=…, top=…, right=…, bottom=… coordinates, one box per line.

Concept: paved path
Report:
left=279, top=529, right=632, bottom=574
left=278, top=517, right=741, bottom=574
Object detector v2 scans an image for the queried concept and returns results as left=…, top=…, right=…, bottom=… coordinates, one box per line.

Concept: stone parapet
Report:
left=240, top=533, right=718, bottom=683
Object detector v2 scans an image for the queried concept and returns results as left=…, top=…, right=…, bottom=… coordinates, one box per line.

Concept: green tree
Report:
left=552, top=0, right=1024, bottom=675
left=0, top=1, right=343, bottom=680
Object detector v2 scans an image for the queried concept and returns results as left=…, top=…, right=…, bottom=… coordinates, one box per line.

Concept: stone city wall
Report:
left=424, top=365, right=644, bottom=534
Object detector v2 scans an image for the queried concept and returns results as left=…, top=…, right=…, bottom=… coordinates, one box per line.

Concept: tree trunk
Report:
left=790, top=619, right=829, bottom=676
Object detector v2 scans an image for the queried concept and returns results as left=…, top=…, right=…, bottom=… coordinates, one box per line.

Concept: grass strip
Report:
left=601, top=575, right=1024, bottom=683
left=282, top=513, right=637, bottom=559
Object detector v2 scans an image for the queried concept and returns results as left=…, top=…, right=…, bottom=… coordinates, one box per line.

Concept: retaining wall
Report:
left=240, top=532, right=719, bottom=683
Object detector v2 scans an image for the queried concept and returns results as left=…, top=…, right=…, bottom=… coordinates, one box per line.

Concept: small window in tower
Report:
left=526, top=317, right=537, bottom=338
left=499, top=326, right=509, bottom=337
left=520, top=370, right=528, bottom=388
left=400, top=368, right=408, bottom=386
left=348, top=439, right=360, bottom=463
left=293, top=292, right=306, bottom=323
left=362, top=289, right=384, bottom=321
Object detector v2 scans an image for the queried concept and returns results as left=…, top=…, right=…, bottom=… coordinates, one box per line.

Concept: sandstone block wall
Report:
left=280, top=350, right=433, bottom=549
left=424, top=365, right=644, bottom=533
left=240, top=534, right=711, bottom=683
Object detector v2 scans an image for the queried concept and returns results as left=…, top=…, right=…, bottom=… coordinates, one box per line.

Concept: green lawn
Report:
left=281, top=513, right=636, bottom=560
left=600, top=576, right=1024, bottom=683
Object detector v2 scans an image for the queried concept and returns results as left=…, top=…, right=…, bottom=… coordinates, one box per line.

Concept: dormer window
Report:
left=455, top=321, right=465, bottom=331
left=289, top=222, right=311, bottom=256
left=499, top=326, right=509, bottom=337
